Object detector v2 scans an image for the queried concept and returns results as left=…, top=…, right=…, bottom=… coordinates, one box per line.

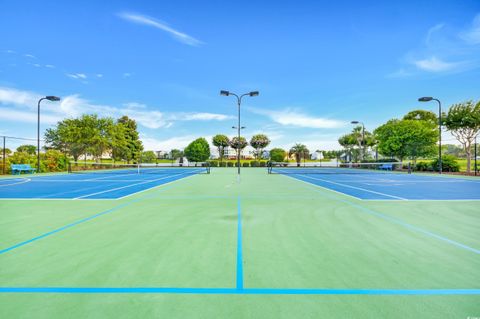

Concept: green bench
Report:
left=11, top=164, right=37, bottom=175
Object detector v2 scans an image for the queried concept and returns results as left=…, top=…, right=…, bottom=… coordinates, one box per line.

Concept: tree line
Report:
left=334, top=100, right=480, bottom=172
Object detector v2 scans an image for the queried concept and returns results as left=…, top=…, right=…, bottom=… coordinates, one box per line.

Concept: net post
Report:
left=137, top=163, right=140, bottom=174
left=67, top=162, right=72, bottom=173
left=2, top=136, right=5, bottom=175
left=408, top=162, right=412, bottom=174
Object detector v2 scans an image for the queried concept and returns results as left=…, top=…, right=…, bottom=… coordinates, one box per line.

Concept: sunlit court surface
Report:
left=1, top=168, right=479, bottom=318
left=2, top=0, right=480, bottom=317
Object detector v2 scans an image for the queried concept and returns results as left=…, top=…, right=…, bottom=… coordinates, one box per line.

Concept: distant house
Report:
left=155, top=150, right=168, bottom=159
left=311, top=151, right=323, bottom=160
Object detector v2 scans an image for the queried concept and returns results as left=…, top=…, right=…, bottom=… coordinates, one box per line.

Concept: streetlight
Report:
left=38, top=96, right=60, bottom=173
left=418, top=96, right=442, bottom=174
left=351, top=120, right=365, bottom=161
left=221, top=90, right=259, bottom=175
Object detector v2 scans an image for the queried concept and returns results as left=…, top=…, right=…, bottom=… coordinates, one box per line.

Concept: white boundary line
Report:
left=73, top=171, right=198, bottom=200
left=296, top=174, right=408, bottom=200
left=0, top=178, right=31, bottom=187
left=116, top=173, right=200, bottom=200
left=277, top=174, right=363, bottom=201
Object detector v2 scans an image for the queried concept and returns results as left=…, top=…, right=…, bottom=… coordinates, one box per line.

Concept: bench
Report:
left=378, top=163, right=393, bottom=171
left=11, top=164, right=37, bottom=175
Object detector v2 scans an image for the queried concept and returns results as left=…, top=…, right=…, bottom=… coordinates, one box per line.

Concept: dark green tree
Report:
left=184, top=138, right=211, bottom=163
left=141, top=151, right=157, bottom=163
left=403, top=110, right=438, bottom=127
left=117, top=116, right=143, bottom=163
left=16, top=145, right=37, bottom=155
left=374, top=119, right=438, bottom=163
left=269, top=148, right=287, bottom=162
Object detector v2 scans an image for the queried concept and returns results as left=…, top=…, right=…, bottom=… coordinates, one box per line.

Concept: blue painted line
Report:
left=0, top=176, right=193, bottom=255
left=343, top=200, right=480, bottom=255
left=283, top=175, right=480, bottom=255
left=0, top=200, right=141, bottom=255
left=236, top=195, right=243, bottom=290
left=0, top=287, right=479, bottom=295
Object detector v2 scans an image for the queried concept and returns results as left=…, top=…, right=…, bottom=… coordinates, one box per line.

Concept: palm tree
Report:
left=289, top=143, right=309, bottom=167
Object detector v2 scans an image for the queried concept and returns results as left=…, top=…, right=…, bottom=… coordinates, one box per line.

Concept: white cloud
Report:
left=45, top=64, right=55, bottom=68
left=141, top=135, right=198, bottom=151
left=66, top=73, right=88, bottom=80
left=460, top=14, right=480, bottom=44
left=248, top=107, right=345, bottom=129
left=117, top=12, right=203, bottom=46
left=24, top=54, right=36, bottom=59
left=175, top=112, right=232, bottom=121
left=0, top=107, right=61, bottom=124
left=96, top=74, right=103, bottom=78
left=426, top=24, right=444, bottom=45
left=32, top=63, right=41, bottom=68
left=123, top=72, right=131, bottom=78
left=412, top=56, right=461, bottom=72
left=0, top=87, right=41, bottom=108
left=0, top=86, right=232, bottom=130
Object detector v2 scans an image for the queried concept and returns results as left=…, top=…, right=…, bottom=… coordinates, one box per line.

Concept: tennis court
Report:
left=0, top=163, right=209, bottom=199
left=0, top=168, right=479, bottom=318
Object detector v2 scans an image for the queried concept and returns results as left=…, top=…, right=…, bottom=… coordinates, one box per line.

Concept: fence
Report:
left=1, top=136, right=44, bottom=175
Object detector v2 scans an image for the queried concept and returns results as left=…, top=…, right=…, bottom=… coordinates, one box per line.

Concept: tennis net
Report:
left=68, top=162, right=210, bottom=175
left=267, top=162, right=409, bottom=174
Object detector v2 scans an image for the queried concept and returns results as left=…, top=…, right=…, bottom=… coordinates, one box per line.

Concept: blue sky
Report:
left=1, top=0, right=479, bottom=151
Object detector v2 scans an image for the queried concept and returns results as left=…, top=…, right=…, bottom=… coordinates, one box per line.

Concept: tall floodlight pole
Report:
left=351, top=121, right=365, bottom=161
left=418, top=97, right=442, bottom=174
left=220, top=90, right=259, bottom=175
left=37, top=96, right=61, bottom=173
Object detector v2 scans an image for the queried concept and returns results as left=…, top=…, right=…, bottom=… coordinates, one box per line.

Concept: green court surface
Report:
left=0, top=168, right=479, bottom=318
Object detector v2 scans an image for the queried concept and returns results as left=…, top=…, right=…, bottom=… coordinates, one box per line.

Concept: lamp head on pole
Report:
left=249, top=91, right=259, bottom=97
left=350, top=120, right=359, bottom=125
left=45, top=96, right=61, bottom=102
left=418, top=97, right=433, bottom=102
left=220, top=90, right=230, bottom=96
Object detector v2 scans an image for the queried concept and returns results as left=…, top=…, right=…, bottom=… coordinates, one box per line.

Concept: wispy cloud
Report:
left=412, top=56, right=462, bottom=72
left=0, top=86, right=232, bottom=129
left=389, top=14, right=480, bottom=77
left=248, top=107, right=345, bottom=129
left=45, top=64, right=55, bottom=68
left=460, top=13, right=480, bottom=45
left=123, top=72, right=131, bottom=78
left=24, top=54, right=36, bottom=59
left=117, top=12, right=203, bottom=46
left=66, top=73, right=88, bottom=81
left=96, top=74, right=103, bottom=78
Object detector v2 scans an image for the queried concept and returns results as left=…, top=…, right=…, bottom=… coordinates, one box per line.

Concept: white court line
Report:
left=73, top=172, right=192, bottom=199
left=27, top=179, right=150, bottom=183
left=116, top=173, right=199, bottom=200
left=278, top=174, right=363, bottom=201
left=0, top=178, right=31, bottom=187
left=293, top=173, right=408, bottom=200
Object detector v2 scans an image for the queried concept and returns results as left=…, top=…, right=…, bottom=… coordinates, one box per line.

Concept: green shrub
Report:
left=250, top=160, right=259, bottom=167
left=242, top=162, right=250, bottom=167
left=208, top=160, right=218, bottom=167
left=430, top=155, right=460, bottom=172
left=227, top=162, right=234, bottom=167
left=415, top=162, right=432, bottom=172
left=219, top=161, right=227, bottom=167
left=259, top=161, right=267, bottom=167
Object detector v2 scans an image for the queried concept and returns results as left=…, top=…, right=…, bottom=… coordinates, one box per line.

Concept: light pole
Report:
left=220, top=90, right=259, bottom=175
left=37, top=96, right=61, bottom=173
left=351, top=120, right=365, bottom=161
left=418, top=97, right=442, bottom=174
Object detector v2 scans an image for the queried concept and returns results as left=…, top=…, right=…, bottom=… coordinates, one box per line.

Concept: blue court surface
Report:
left=275, top=171, right=480, bottom=200
left=0, top=168, right=205, bottom=199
